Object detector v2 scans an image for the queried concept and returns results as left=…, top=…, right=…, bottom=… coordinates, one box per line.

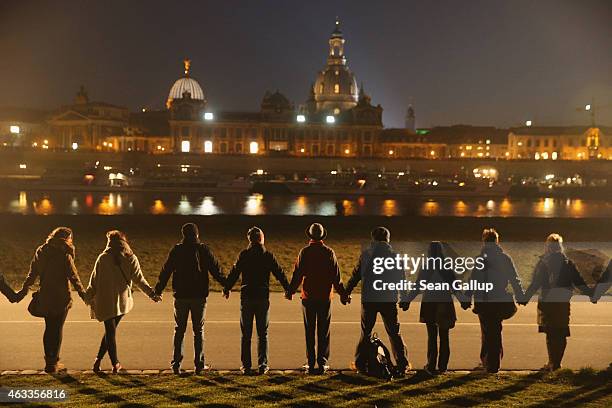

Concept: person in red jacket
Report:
left=288, top=223, right=345, bottom=374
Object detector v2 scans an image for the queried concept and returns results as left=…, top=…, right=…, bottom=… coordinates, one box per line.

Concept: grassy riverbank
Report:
left=0, top=369, right=610, bottom=407
left=1, top=215, right=610, bottom=290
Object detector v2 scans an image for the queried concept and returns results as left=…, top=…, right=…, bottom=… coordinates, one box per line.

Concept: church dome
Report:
left=166, top=59, right=205, bottom=108
left=312, top=19, right=358, bottom=113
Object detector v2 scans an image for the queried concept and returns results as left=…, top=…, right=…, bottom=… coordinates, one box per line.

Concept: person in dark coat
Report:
left=405, top=241, right=463, bottom=375
left=462, top=228, right=525, bottom=374
left=0, top=273, right=19, bottom=303
left=155, top=223, right=226, bottom=375
left=288, top=223, right=345, bottom=374
left=224, top=227, right=290, bottom=375
left=17, top=227, right=88, bottom=373
left=592, top=259, right=611, bottom=303
left=344, top=227, right=411, bottom=376
left=521, top=233, right=594, bottom=371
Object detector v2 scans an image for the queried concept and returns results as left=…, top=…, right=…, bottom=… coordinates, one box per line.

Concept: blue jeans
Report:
left=240, top=298, right=270, bottom=369
left=172, top=298, right=206, bottom=369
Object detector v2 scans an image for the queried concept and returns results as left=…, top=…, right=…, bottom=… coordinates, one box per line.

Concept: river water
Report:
left=0, top=190, right=610, bottom=217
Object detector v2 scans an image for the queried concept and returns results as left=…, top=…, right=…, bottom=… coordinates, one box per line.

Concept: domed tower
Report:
left=166, top=58, right=206, bottom=109
left=313, top=18, right=359, bottom=114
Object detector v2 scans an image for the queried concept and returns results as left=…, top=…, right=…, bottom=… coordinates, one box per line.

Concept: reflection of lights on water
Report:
left=422, top=200, right=439, bottom=216
left=499, top=198, right=512, bottom=216
left=357, top=197, right=365, bottom=207
left=245, top=194, right=264, bottom=215
left=197, top=197, right=219, bottom=215
left=34, top=198, right=53, bottom=215
left=98, top=193, right=123, bottom=215
left=287, top=195, right=309, bottom=216
left=454, top=200, right=468, bottom=216
left=570, top=199, right=584, bottom=217
left=178, top=198, right=192, bottom=214
left=18, top=191, right=27, bottom=208
left=342, top=199, right=354, bottom=216
left=536, top=198, right=555, bottom=216
left=382, top=199, right=398, bottom=216
left=151, top=199, right=167, bottom=215
left=85, top=194, right=93, bottom=208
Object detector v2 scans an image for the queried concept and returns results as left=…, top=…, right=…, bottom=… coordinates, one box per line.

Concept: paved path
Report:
left=1, top=294, right=610, bottom=371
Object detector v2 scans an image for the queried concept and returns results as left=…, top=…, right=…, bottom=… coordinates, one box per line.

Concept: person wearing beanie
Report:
left=155, top=223, right=226, bottom=375
left=288, top=223, right=345, bottom=374
left=344, top=226, right=411, bottom=376
left=224, top=227, right=290, bottom=375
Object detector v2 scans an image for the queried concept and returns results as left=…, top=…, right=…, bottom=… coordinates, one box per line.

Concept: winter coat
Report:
left=289, top=240, right=344, bottom=301
left=225, top=243, right=290, bottom=301
left=346, top=241, right=409, bottom=303
left=22, top=237, right=86, bottom=317
left=156, top=240, right=225, bottom=299
left=87, top=243, right=156, bottom=322
left=466, top=243, right=525, bottom=320
left=0, top=273, right=17, bottom=301
left=524, top=251, right=593, bottom=331
left=406, top=263, right=459, bottom=329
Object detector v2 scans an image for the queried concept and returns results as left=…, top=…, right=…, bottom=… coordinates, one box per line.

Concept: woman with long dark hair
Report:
left=86, top=230, right=161, bottom=373
left=406, top=241, right=461, bottom=375
left=18, top=227, right=88, bottom=373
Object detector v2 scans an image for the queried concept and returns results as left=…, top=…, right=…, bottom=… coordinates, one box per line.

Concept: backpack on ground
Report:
left=366, top=333, right=395, bottom=380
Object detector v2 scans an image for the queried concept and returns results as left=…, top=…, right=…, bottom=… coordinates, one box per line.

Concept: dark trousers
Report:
left=173, top=298, right=206, bottom=369
left=355, top=302, right=409, bottom=370
left=478, top=315, right=503, bottom=373
left=301, top=299, right=331, bottom=368
left=240, top=298, right=270, bottom=369
left=426, top=323, right=450, bottom=371
left=97, top=315, right=124, bottom=365
left=43, top=310, right=68, bottom=364
left=545, top=331, right=568, bottom=369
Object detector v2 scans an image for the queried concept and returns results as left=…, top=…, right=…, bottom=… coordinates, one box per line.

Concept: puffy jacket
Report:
left=22, top=237, right=86, bottom=316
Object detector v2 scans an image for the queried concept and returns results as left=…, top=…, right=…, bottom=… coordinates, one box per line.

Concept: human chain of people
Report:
left=0, top=224, right=610, bottom=378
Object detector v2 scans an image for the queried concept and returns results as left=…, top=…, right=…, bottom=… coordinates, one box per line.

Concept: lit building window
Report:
left=326, top=115, right=335, bottom=124
left=534, top=152, right=540, bottom=160
left=72, top=142, right=78, bottom=150
left=388, top=150, right=394, bottom=155
left=542, top=152, right=549, bottom=160
left=344, top=148, right=350, bottom=154
left=10, top=125, right=20, bottom=134
left=334, top=84, right=340, bottom=94
left=204, top=140, right=213, bottom=153
left=551, top=151, right=558, bottom=160
left=181, top=140, right=190, bottom=153
left=249, top=141, right=259, bottom=154
left=203, top=112, right=214, bottom=121
left=430, top=150, right=435, bottom=156
left=296, top=114, right=306, bottom=123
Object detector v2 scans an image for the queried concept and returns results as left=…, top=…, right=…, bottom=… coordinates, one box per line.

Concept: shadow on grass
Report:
left=53, top=373, right=135, bottom=406
left=529, top=370, right=612, bottom=408
left=97, top=374, right=201, bottom=405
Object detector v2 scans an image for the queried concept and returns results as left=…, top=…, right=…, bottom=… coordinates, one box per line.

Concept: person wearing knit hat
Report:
left=224, top=226, right=290, bottom=375
left=288, top=223, right=345, bottom=374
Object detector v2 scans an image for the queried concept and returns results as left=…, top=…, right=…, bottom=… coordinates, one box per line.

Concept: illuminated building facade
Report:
left=508, top=126, right=612, bottom=160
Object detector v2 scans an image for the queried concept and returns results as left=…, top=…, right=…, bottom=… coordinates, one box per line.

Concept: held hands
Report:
left=399, top=301, right=410, bottom=311
left=151, top=292, right=163, bottom=303
left=340, top=293, right=351, bottom=305
left=460, top=301, right=472, bottom=310
left=222, top=288, right=230, bottom=299
left=13, top=288, right=28, bottom=304
left=284, top=291, right=293, bottom=301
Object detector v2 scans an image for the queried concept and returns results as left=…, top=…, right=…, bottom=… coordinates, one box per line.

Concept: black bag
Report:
left=365, top=333, right=395, bottom=380
left=28, top=291, right=45, bottom=318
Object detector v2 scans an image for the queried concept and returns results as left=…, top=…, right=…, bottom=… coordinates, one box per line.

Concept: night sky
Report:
left=1, top=0, right=610, bottom=128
